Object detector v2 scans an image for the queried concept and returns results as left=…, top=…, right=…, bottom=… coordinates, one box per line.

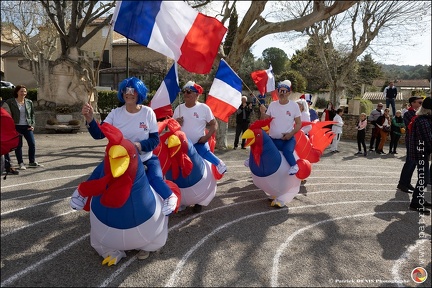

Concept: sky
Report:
left=217, top=1, right=432, bottom=67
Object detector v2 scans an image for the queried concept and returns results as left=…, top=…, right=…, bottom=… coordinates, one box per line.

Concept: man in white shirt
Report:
left=259, top=80, right=302, bottom=175
left=173, top=81, right=227, bottom=175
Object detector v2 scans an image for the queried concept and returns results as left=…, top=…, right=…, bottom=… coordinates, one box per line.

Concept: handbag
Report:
left=383, top=126, right=391, bottom=133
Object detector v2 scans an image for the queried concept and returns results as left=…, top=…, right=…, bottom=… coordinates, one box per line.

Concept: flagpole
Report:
left=222, top=58, right=271, bottom=105
left=240, top=78, right=264, bottom=105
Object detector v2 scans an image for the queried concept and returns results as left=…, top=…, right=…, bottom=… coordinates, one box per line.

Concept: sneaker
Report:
left=192, top=204, right=202, bottom=213
left=288, top=164, right=299, bottom=175
left=70, top=189, right=87, bottom=210
left=364, top=152, right=367, bottom=156
left=271, top=198, right=285, bottom=208
left=397, top=184, right=413, bottom=193
left=241, top=147, right=246, bottom=150
left=409, top=205, right=431, bottom=215
left=6, top=167, right=19, bottom=175
left=369, top=148, right=374, bottom=152
left=19, top=163, right=26, bottom=170
left=216, top=161, right=227, bottom=174
left=355, top=151, right=362, bottom=155
left=233, top=147, right=237, bottom=150
left=137, top=250, right=150, bottom=260
left=28, top=162, right=43, bottom=168
left=394, top=151, right=398, bottom=154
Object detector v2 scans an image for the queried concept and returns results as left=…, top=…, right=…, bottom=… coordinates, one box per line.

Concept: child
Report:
left=355, top=113, right=368, bottom=156
left=330, top=108, right=344, bottom=153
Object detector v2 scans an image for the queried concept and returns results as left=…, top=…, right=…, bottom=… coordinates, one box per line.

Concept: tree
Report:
left=290, top=39, right=329, bottom=92
left=2, top=0, right=116, bottom=109
left=261, top=47, right=288, bottom=75
left=213, top=0, right=358, bottom=149
left=300, top=1, right=431, bottom=106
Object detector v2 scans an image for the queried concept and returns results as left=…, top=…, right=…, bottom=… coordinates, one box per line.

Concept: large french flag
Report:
left=150, top=63, right=180, bottom=119
left=251, top=65, right=278, bottom=100
left=112, top=1, right=227, bottom=74
left=206, top=59, right=242, bottom=123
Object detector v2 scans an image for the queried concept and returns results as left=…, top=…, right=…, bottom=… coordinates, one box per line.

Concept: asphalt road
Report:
left=1, top=129, right=431, bottom=287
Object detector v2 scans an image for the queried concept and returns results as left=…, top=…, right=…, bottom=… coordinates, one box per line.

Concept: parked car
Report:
left=1, top=81, right=15, bottom=89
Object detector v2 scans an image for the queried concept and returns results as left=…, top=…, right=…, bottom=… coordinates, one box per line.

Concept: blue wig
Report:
left=117, top=77, right=148, bottom=104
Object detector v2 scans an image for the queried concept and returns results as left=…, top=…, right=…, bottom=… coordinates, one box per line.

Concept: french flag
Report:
left=150, top=63, right=180, bottom=120
left=112, top=1, right=227, bottom=74
left=251, top=65, right=278, bottom=100
left=206, top=59, right=242, bottom=123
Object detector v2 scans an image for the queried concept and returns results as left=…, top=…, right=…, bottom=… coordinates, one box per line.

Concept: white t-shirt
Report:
left=265, top=100, right=301, bottom=139
left=332, top=114, right=344, bottom=134
left=173, top=102, right=214, bottom=144
left=104, top=105, right=158, bottom=162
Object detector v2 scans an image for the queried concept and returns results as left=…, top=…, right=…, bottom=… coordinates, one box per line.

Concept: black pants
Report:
left=357, top=130, right=366, bottom=152
left=389, top=133, right=401, bottom=153
left=234, top=121, right=249, bottom=148
left=369, top=127, right=381, bottom=151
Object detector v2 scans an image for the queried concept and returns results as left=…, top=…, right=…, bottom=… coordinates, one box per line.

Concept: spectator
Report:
left=375, top=108, right=391, bottom=154
left=355, top=113, right=368, bottom=156
left=389, top=110, right=405, bottom=154
left=173, top=81, right=227, bottom=175
left=321, top=101, right=336, bottom=131
left=407, top=97, right=431, bottom=215
left=296, top=98, right=311, bottom=135
left=401, top=102, right=409, bottom=117
left=383, top=81, right=398, bottom=115
left=259, top=79, right=301, bottom=175
left=5, top=85, right=42, bottom=170
left=397, top=96, right=424, bottom=193
left=300, top=94, right=318, bottom=121
left=329, top=108, right=344, bottom=153
left=368, top=103, right=384, bottom=152
left=233, top=96, right=253, bottom=149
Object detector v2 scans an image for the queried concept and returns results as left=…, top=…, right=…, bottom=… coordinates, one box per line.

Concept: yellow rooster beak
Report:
left=108, top=145, right=130, bottom=178
left=241, top=129, right=255, bottom=147
left=167, top=135, right=181, bottom=157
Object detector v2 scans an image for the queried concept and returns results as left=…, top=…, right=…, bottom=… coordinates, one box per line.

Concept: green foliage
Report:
left=262, top=47, right=288, bottom=75
left=46, top=118, right=58, bottom=125
left=315, top=97, right=328, bottom=109
left=381, top=64, right=431, bottom=80
left=239, top=49, right=257, bottom=89
left=224, top=6, right=238, bottom=56
left=97, top=90, right=154, bottom=118
left=360, top=99, right=374, bottom=115
left=97, top=91, right=121, bottom=116
left=0, top=88, right=37, bottom=102
left=68, top=119, right=81, bottom=125
left=278, top=70, right=307, bottom=93
left=411, top=90, right=427, bottom=97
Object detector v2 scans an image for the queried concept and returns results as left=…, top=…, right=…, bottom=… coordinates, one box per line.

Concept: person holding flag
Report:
left=173, top=81, right=227, bottom=175
left=77, top=77, right=177, bottom=220
left=259, top=80, right=302, bottom=175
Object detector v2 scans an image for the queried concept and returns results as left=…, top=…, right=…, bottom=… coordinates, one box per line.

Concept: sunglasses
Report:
left=183, top=89, right=195, bottom=94
left=123, top=87, right=135, bottom=95
left=279, top=89, right=290, bottom=94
